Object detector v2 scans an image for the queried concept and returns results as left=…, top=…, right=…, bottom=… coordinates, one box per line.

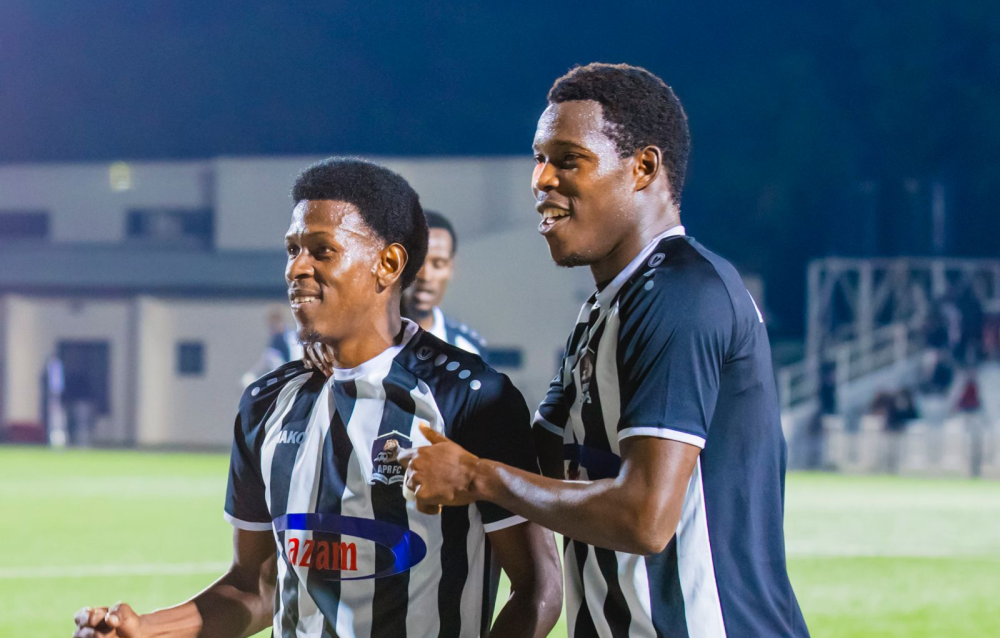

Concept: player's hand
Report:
left=302, top=342, right=334, bottom=377
left=399, top=424, right=479, bottom=514
left=73, top=603, right=142, bottom=638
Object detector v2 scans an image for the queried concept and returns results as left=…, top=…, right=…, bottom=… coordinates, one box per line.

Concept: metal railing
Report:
left=778, top=320, right=925, bottom=410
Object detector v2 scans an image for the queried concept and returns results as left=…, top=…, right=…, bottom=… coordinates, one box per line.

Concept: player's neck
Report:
left=328, top=311, right=404, bottom=369
left=589, top=216, right=681, bottom=285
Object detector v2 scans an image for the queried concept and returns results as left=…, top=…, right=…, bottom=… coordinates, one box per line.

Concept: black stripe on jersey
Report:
left=437, top=506, right=470, bottom=638
left=370, top=363, right=418, bottom=638
left=646, top=539, right=688, bottom=638
left=595, top=547, right=632, bottom=638
left=480, top=536, right=495, bottom=638
left=309, top=381, right=358, bottom=638
left=571, top=540, right=600, bottom=638
left=272, top=375, right=325, bottom=638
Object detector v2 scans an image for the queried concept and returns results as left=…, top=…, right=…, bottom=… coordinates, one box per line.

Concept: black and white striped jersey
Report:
left=534, top=227, right=809, bottom=638
left=225, top=320, right=536, bottom=638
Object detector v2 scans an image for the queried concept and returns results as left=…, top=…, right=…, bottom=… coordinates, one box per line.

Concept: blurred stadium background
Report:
left=2, top=2, right=999, bottom=636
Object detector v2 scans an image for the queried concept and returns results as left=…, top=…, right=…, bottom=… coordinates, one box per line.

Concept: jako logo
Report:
left=287, top=537, right=357, bottom=572
left=278, top=430, right=306, bottom=445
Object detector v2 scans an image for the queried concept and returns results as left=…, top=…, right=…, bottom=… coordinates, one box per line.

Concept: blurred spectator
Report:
left=41, top=353, right=67, bottom=447
left=922, top=351, right=955, bottom=394
left=241, top=307, right=304, bottom=387
left=957, top=288, right=984, bottom=365
left=956, top=368, right=985, bottom=477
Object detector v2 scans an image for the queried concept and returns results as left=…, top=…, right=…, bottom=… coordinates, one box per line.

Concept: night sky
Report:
left=3, top=1, right=998, bottom=334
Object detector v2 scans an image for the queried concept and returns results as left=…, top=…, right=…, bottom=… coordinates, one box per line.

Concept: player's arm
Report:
left=73, top=528, right=276, bottom=638
left=403, top=275, right=729, bottom=555
left=404, top=426, right=699, bottom=555
left=488, top=522, right=562, bottom=638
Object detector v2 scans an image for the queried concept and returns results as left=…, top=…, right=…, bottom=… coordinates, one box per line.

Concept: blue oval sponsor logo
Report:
left=273, top=513, right=427, bottom=581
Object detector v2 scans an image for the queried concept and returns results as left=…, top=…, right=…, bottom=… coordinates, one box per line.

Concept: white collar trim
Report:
left=330, top=318, right=420, bottom=382
left=595, top=225, right=686, bottom=308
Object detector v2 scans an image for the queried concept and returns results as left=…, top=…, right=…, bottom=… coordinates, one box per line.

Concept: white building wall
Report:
left=135, top=298, right=287, bottom=447
left=443, top=225, right=595, bottom=410
left=0, top=161, right=210, bottom=243
left=213, top=155, right=532, bottom=251
left=0, top=295, right=131, bottom=442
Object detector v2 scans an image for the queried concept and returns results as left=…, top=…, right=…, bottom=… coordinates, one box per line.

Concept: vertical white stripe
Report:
left=581, top=545, right=615, bottom=638
left=285, top=384, right=332, bottom=636
left=259, top=375, right=312, bottom=638
left=563, top=541, right=583, bottom=638
left=615, top=553, right=657, bottom=638
left=460, top=506, right=485, bottom=638
left=676, top=459, right=727, bottom=638
left=404, top=381, right=446, bottom=638
left=595, top=306, right=622, bottom=456
left=335, top=372, right=388, bottom=638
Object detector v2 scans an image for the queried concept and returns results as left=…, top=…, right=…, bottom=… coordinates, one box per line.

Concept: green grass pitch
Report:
left=2, top=447, right=998, bottom=637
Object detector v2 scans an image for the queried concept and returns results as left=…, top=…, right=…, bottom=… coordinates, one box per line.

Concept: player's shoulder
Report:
left=617, top=236, right=737, bottom=326
left=239, top=360, right=315, bottom=415
left=398, top=330, right=512, bottom=402
left=444, top=316, right=488, bottom=351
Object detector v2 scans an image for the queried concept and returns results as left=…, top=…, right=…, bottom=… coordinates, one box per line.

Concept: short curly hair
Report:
left=292, top=158, right=428, bottom=289
left=548, top=63, right=691, bottom=203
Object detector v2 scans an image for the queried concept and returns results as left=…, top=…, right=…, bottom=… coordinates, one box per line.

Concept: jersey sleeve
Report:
left=455, top=374, right=539, bottom=532
left=223, top=371, right=293, bottom=531
left=532, top=363, right=572, bottom=437
left=615, top=272, right=733, bottom=448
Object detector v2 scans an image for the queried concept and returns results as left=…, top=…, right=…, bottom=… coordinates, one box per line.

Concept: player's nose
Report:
left=532, top=160, right=559, bottom=195
left=285, top=250, right=315, bottom=282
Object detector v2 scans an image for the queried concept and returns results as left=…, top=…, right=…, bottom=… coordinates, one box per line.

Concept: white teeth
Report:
left=541, top=208, right=570, bottom=220
left=291, top=297, right=316, bottom=304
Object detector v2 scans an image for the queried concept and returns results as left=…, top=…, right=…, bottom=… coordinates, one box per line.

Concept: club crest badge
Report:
left=371, top=431, right=412, bottom=485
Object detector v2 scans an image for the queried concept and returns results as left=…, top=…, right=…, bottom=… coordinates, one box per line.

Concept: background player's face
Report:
left=532, top=100, right=637, bottom=271
left=403, top=228, right=454, bottom=316
left=285, top=200, right=386, bottom=344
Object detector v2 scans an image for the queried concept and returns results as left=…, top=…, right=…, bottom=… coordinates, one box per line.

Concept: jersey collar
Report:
left=594, top=225, right=686, bottom=309
left=330, top=318, right=420, bottom=382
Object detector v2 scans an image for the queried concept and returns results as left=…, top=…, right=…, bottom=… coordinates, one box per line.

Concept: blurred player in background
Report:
left=403, top=211, right=487, bottom=356
left=240, top=307, right=304, bottom=387
left=73, top=158, right=560, bottom=638
left=401, top=63, right=810, bottom=637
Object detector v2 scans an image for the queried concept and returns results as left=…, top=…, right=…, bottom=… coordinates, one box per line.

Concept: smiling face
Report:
left=285, top=200, right=386, bottom=344
left=532, top=100, right=638, bottom=271
left=402, top=227, right=454, bottom=317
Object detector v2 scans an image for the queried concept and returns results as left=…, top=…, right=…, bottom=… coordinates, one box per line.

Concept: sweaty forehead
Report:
left=287, top=200, right=373, bottom=240
left=533, top=100, right=615, bottom=153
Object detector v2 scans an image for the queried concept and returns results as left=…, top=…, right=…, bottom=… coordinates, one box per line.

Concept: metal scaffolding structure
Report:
left=779, top=257, right=1000, bottom=411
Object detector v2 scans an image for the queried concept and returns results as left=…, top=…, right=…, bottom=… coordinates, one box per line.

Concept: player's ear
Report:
left=375, top=243, right=408, bottom=291
left=633, top=145, right=662, bottom=192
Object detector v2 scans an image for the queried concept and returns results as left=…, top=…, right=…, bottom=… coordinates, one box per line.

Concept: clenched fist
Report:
left=73, top=603, right=142, bottom=638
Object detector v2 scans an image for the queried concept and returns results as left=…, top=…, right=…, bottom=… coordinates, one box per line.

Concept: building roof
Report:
left=0, top=243, right=286, bottom=297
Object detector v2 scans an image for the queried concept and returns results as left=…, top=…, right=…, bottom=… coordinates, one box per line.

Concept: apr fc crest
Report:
left=371, top=431, right=412, bottom=485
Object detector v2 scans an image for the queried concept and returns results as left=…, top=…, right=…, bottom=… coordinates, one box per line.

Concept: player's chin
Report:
left=548, top=244, right=595, bottom=269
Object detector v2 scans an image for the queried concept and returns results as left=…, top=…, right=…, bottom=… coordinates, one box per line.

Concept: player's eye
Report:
left=286, top=244, right=299, bottom=257
left=533, top=154, right=545, bottom=164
